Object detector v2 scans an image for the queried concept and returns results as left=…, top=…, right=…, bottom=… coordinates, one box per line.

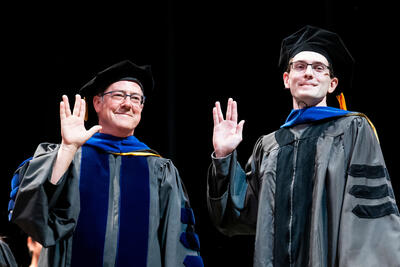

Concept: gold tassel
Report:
left=336, top=93, right=347, bottom=110
left=84, top=97, right=89, bottom=121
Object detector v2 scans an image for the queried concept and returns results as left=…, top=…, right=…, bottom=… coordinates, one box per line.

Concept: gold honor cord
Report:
left=337, top=93, right=379, bottom=143
left=111, top=151, right=161, bottom=157
left=345, top=113, right=380, bottom=143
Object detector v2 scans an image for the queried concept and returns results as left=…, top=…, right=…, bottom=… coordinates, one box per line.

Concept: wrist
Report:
left=214, top=150, right=230, bottom=158
left=51, top=143, right=77, bottom=185
left=212, top=151, right=232, bottom=159
left=59, top=142, right=79, bottom=155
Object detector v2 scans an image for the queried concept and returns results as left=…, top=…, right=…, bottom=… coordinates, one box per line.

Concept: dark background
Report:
left=1, top=1, right=398, bottom=266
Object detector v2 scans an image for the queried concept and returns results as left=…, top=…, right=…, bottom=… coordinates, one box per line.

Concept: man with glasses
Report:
left=207, top=25, right=400, bottom=266
left=9, top=60, right=204, bottom=267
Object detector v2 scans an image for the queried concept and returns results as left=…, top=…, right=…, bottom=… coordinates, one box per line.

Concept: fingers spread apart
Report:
left=60, top=94, right=86, bottom=120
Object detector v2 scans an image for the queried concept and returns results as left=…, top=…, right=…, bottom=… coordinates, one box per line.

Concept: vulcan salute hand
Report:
left=59, top=95, right=102, bottom=151
left=50, top=95, right=102, bottom=184
left=212, top=98, right=245, bottom=158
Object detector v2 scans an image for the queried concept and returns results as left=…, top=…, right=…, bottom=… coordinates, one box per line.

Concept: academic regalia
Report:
left=9, top=133, right=203, bottom=267
left=0, top=239, right=17, bottom=267
left=207, top=107, right=400, bottom=266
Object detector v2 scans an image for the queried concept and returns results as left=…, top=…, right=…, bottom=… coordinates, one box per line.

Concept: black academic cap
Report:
left=79, top=59, right=154, bottom=98
left=279, top=25, right=355, bottom=90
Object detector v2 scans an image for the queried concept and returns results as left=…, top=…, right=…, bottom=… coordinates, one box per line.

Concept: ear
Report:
left=93, top=95, right=102, bottom=113
left=27, top=236, right=34, bottom=251
left=283, top=72, right=290, bottom=89
left=328, top=77, right=339, bottom=94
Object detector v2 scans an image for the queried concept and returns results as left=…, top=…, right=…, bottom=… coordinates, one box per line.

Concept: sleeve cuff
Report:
left=211, top=151, right=233, bottom=177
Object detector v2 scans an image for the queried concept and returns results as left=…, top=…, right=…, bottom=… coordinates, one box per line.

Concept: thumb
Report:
left=86, top=125, right=102, bottom=139
left=236, top=120, right=245, bottom=136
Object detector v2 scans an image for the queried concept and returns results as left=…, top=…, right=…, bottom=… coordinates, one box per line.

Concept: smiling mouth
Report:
left=115, top=113, right=133, bottom=117
left=300, top=83, right=317, bottom=87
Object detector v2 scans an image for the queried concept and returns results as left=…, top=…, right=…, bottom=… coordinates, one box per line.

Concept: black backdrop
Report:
left=1, top=1, right=399, bottom=266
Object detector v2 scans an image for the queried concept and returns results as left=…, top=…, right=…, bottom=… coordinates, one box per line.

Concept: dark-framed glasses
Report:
left=290, top=61, right=331, bottom=74
left=102, top=90, right=145, bottom=105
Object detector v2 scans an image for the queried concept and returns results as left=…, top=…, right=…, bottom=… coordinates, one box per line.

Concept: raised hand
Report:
left=59, top=94, right=102, bottom=151
left=212, top=98, right=245, bottom=158
left=51, top=95, right=102, bottom=184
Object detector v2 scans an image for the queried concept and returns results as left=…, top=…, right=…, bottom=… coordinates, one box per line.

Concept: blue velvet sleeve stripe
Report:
left=181, top=208, right=196, bottom=225
left=8, top=200, right=14, bottom=211
left=17, top=157, right=33, bottom=168
left=179, top=232, right=201, bottom=251
left=180, top=207, right=203, bottom=264
left=8, top=174, right=20, bottom=220
left=10, top=157, right=33, bottom=196
left=352, top=202, right=400, bottom=219
left=349, top=184, right=390, bottom=199
left=11, top=173, right=20, bottom=190
left=348, top=164, right=386, bottom=179
left=9, top=183, right=19, bottom=200
left=183, top=255, right=204, bottom=267
left=8, top=157, right=33, bottom=221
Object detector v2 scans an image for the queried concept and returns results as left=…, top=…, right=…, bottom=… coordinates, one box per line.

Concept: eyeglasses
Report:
left=102, top=90, right=145, bottom=105
left=290, top=61, right=331, bottom=75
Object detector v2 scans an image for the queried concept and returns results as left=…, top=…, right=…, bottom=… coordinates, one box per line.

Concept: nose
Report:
left=304, top=64, right=314, bottom=77
left=120, top=96, right=133, bottom=107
